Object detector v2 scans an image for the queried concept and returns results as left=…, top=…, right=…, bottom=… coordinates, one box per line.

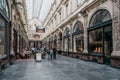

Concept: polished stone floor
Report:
left=0, top=55, right=120, bottom=80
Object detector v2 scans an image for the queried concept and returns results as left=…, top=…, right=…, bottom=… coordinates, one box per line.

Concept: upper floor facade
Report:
left=41, top=0, right=111, bottom=40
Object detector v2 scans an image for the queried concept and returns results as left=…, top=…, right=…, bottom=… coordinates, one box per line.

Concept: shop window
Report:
left=64, top=28, right=70, bottom=36
left=64, top=28, right=70, bottom=51
left=88, top=9, right=112, bottom=55
left=89, top=28, right=103, bottom=54
left=104, top=26, right=112, bottom=56
left=64, top=39, right=68, bottom=51
left=0, top=17, right=5, bottom=55
left=74, top=34, right=84, bottom=52
left=73, top=21, right=84, bottom=52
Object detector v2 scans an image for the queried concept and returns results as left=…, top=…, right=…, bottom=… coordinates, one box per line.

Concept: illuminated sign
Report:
left=36, top=26, right=45, bottom=33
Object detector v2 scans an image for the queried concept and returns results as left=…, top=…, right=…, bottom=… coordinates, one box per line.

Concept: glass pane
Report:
left=0, top=0, right=9, bottom=17
left=102, top=13, right=111, bottom=22
left=74, top=22, right=83, bottom=32
left=89, top=28, right=103, bottom=54
left=0, top=17, right=5, bottom=56
left=64, top=28, right=69, bottom=36
left=75, top=34, right=84, bottom=52
left=89, top=14, right=96, bottom=26
left=64, top=38, right=70, bottom=51
left=64, top=39, right=68, bottom=51
left=89, top=9, right=111, bottom=27
left=104, top=26, right=112, bottom=56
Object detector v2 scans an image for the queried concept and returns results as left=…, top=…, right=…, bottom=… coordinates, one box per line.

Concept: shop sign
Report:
left=36, top=26, right=45, bottom=33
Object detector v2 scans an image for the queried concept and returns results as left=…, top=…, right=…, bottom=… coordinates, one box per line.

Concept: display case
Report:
left=89, top=41, right=103, bottom=54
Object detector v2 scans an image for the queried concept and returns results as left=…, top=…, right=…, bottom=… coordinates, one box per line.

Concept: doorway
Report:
left=104, top=26, right=112, bottom=64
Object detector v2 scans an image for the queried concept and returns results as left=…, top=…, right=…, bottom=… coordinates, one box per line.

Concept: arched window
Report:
left=59, top=32, right=62, bottom=40
left=88, top=9, right=112, bottom=59
left=73, top=21, right=84, bottom=52
left=64, top=27, right=70, bottom=51
left=0, top=0, right=9, bottom=18
left=64, top=27, right=70, bottom=36
left=89, top=9, right=111, bottom=27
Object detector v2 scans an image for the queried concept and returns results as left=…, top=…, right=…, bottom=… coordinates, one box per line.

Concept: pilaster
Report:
left=111, top=0, right=120, bottom=56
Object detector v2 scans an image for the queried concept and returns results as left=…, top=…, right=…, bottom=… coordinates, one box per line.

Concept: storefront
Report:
left=53, top=35, right=57, bottom=48
left=63, top=27, right=70, bottom=55
left=57, top=32, right=62, bottom=54
left=13, top=29, right=18, bottom=58
left=88, top=9, right=112, bottom=64
left=0, top=0, right=11, bottom=69
left=72, top=21, right=84, bottom=53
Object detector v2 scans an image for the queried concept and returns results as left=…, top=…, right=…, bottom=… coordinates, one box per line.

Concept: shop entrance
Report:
left=88, top=9, right=112, bottom=64
left=104, top=26, right=112, bottom=64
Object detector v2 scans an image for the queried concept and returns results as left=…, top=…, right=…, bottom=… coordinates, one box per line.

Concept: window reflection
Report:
left=104, top=26, right=112, bottom=56
left=75, top=34, right=84, bottom=52
left=89, top=28, right=103, bottom=54
left=0, top=17, right=5, bottom=55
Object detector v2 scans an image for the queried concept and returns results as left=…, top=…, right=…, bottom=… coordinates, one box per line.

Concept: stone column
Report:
left=62, top=29, right=64, bottom=51
left=11, top=25, right=14, bottom=54
left=70, top=23, right=73, bottom=52
left=83, top=16, right=88, bottom=53
left=111, top=0, right=120, bottom=56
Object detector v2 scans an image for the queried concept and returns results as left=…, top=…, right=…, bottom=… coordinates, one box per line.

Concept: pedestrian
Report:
left=47, top=49, right=50, bottom=60
left=50, top=48, right=53, bottom=60
left=53, top=48, right=57, bottom=59
left=31, top=47, right=35, bottom=55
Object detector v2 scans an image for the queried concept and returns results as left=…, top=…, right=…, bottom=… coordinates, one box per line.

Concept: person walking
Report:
left=47, top=49, right=50, bottom=60
left=50, top=48, right=53, bottom=60
left=31, top=47, right=35, bottom=55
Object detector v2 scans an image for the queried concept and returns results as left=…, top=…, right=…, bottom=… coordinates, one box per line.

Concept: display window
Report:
left=104, top=26, right=112, bottom=57
left=74, top=34, right=84, bottom=52
left=54, top=35, right=57, bottom=48
left=58, top=32, right=62, bottom=50
left=63, top=28, right=70, bottom=51
left=73, top=21, right=84, bottom=53
left=64, top=38, right=68, bottom=51
left=89, top=28, right=103, bottom=54
left=0, top=17, right=5, bottom=56
left=88, top=9, right=112, bottom=55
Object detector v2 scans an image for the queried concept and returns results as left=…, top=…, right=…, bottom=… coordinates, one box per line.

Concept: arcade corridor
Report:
left=0, top=0, right=120, bottom=80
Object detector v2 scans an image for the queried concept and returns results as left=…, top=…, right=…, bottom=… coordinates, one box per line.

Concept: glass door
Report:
left=104, top=26, right=112, bottom=64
